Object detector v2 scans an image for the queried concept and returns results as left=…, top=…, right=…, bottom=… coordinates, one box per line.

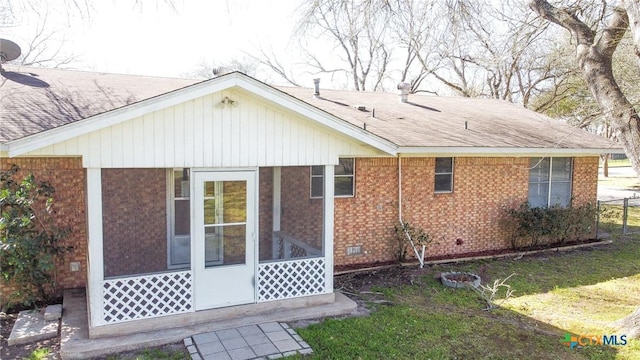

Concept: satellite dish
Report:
left=0, top=38, right=21, bottom=63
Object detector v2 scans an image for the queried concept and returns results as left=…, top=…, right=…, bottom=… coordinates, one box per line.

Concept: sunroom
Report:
left=89, top=165, right=335, bottom=332
left=3, top=72, right=395, bottom=336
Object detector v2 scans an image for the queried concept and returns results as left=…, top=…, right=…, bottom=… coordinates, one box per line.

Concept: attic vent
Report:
left=354, top=105, right=367, bottom=111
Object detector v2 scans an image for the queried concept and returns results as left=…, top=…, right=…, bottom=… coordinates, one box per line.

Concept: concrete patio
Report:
left=58, top=288, right=357, bottom=359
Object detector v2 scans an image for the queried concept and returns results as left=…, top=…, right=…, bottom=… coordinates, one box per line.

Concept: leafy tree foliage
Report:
left=0, top=164, right=70, bottom=308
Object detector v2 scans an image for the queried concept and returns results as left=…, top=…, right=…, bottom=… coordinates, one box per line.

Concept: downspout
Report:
left=398, top=155, right=426, bottom=268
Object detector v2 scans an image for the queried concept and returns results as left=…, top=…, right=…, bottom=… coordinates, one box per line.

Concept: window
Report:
left=168, top=168, right=191, bottom=268
left=435, top=157, right=454, bottom=192
left=310, top=158, right=355, bottom=198
left=528, top=157, right=573, bottom=208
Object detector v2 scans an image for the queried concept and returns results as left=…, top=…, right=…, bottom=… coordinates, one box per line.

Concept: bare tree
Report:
left=183, top=57, right=260, bottom=80
left=403, top=0, right=573, bottom=108
left=246, top=48, right=302, bottom=87
left=530, top=0, right=640, bottom=337
left=294, top=0, right=393, bottom=91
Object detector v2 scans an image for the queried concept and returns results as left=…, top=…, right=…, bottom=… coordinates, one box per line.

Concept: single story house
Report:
left=0, top=65, right=620, bottom=336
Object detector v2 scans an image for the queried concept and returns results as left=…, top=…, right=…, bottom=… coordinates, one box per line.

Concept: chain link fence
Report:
left=597, top=197, right=640, bottom=238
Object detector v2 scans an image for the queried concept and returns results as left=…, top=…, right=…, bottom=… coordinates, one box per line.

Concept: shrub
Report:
left=504, top=202, right=596, bottom=250
left=0, top=164, right=71, bottom=308
left=393, top=222, right=432, bottom=262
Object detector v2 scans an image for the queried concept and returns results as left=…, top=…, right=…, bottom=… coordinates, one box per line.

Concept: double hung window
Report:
left=528, top=157, right=573, bottom=208
left=310, top=158, right=355, bottom=198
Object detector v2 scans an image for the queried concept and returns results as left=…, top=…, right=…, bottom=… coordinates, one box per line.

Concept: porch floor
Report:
left=59, top=288, right=357, bottom=359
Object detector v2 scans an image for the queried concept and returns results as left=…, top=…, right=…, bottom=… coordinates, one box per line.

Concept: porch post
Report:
left=86, top=168, right=104, bottom=328
left=323, top=164, right=334, bottom=293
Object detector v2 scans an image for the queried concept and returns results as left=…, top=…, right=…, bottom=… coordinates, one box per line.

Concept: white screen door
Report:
left=193, top=170, right=256, bottom=310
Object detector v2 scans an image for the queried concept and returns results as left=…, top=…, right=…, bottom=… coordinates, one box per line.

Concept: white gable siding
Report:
left=26, top=90, right=382, bottom=167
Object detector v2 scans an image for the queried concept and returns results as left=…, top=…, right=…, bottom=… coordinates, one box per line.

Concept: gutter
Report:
left=397, top=147, right=623, bottom=157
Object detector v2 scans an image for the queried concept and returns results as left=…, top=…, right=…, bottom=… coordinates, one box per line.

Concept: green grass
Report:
left=295, top=238, right=640, bottom=359
left=27, top=348, right=50, bottom=360
left=104, top=347, right=189, bottom=360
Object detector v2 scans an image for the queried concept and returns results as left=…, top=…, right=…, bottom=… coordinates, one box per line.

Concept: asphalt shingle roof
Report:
left=0, top=65, right=198, bottom=143
left=276, top=86, right=617, bottom=150
left=0, top=66, right=618, bottom=152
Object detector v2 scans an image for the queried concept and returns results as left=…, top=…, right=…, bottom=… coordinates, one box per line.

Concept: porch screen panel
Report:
left=101, top=168, right=169, bottom=278
left=259, top=166, right=324, bottom=262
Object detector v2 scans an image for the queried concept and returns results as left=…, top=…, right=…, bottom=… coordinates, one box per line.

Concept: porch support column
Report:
left=272, top=167, right=281, bottom=259
left=86, top=168, right=104, bottom=328
left=323, top=164, right=334, bottom=293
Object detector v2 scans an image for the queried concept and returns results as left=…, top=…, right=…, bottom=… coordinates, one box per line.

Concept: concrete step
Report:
left=44, top=304, right=63, bottom=321
left=7, top=309, right=59, bottom=346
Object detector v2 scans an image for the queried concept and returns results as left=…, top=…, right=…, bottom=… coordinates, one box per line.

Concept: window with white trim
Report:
left=435, top=157, right=454, bottom=192
left=168, top=168, right=191, bottom=268
left=528, top=157, right=573, bottom=208
left=310, top=158, right=355, bottom=198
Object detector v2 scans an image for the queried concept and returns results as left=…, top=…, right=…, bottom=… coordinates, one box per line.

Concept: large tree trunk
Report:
left=612, top=306, right=640, bottom=339
left=530, top=0, right=640, bottom=179
left=530, top=0, right=640, bottom=337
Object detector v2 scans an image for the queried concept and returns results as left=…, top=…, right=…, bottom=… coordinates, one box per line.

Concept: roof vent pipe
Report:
left=313, top=78, right=321, bottom=98
left=397, top=82, right=411, bottom=103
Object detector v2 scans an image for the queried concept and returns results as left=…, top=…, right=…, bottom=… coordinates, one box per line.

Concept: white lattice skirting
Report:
left=102, top=271, right=193, bottom=324
left=257, top=258, right=326, bottom=302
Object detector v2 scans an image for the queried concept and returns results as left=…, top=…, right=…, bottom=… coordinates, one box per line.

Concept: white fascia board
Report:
left=235, top=79, right=398, bottom=156
left=5, top=76, right=245, bottom=157
left=397, top=146, right=624, bottom=157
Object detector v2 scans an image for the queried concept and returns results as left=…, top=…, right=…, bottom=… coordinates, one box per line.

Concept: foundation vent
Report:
left=347, top=245, right=363, bottom=255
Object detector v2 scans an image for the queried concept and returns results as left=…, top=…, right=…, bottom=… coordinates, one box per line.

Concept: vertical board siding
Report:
left=24, top=90, right=380, bottom=167
left=163, top=107, right=175, bottom=165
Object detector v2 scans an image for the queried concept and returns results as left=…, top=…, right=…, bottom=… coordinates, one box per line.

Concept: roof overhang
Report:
left=2, top=72, right=398, bottom=158
left=397, top=146, right=624, bottom=157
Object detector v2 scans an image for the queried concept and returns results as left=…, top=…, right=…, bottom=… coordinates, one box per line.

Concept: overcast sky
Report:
left=4, top=0, right=300, bottom=79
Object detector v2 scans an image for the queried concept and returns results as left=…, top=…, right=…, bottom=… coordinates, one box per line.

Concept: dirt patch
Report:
left=1, top=312, right=61, bottom=360
left=1, top=310, right=187, bottom=360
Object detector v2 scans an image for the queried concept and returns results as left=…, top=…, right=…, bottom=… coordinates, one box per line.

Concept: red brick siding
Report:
left=333, top=156, right=599, bottom=267
left=0, top=158, right=87, bottom=300
left=259, top=168, right=274, bottom=261
left=101, top=168, right=168, bottom=277
left=334, top=158, right=398, bottom=266
left=572, top=157, right=599, bottom=206
left=0, top=155, right=601, bottom=301
left=400, top=157, right=530, bottom=259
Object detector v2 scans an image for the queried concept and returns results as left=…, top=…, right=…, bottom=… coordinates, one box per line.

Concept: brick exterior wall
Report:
left=399, top=157, right=530, bottom=260
left=334, top=158, right=399, bottom=266
left=281, top=156, right=600, bottom=269
left=572, top=157, right=599, bottom=206
left=259, top=167, right=274, bottom=260
left=102, top=168, right=168, bottom=277
left=0, top=158, right=87, bottom=301
left=0, top=155, right=600, bottom=302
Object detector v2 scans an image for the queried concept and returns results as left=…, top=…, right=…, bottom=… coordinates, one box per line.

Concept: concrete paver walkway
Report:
left=185, top=322, right=312, bottom=360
